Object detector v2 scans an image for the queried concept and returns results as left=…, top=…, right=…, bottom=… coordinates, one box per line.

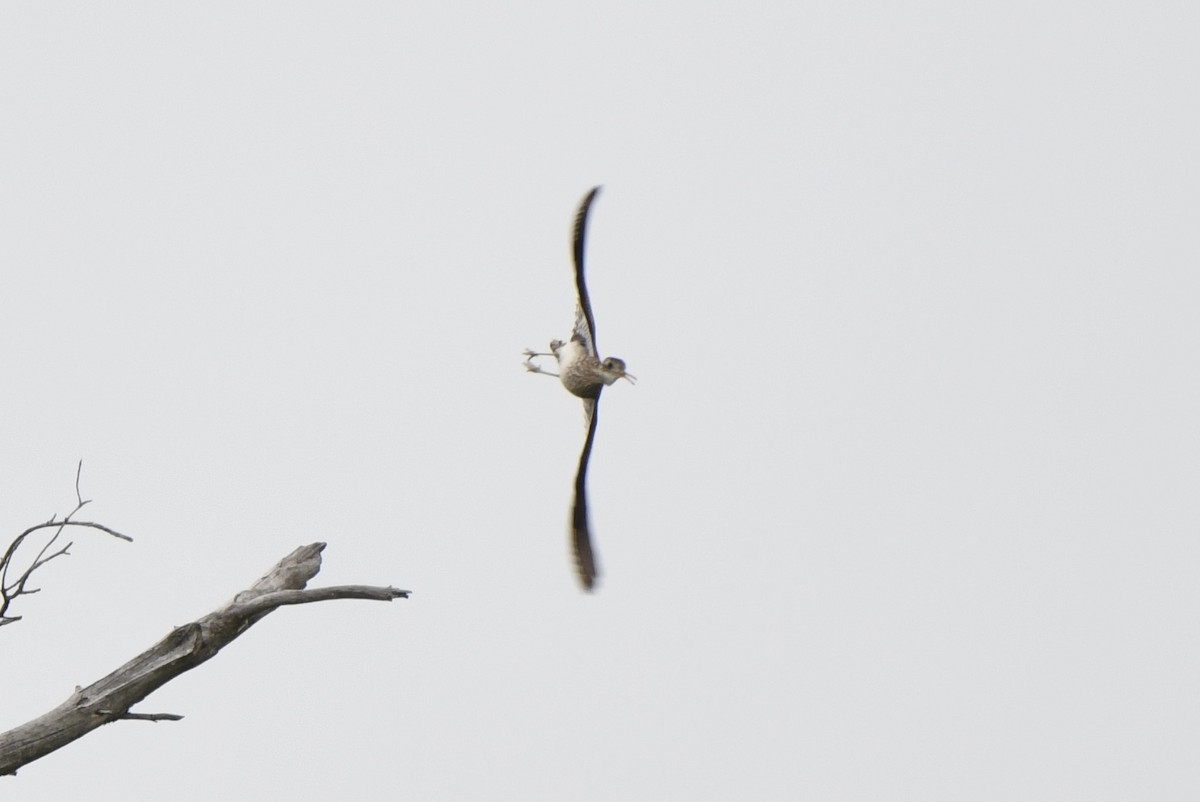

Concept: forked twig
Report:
left=0, top=462, right=131, bottom=627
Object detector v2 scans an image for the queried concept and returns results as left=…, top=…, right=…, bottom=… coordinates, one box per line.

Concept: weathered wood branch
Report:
left=0, top=542, right=409, bottom=776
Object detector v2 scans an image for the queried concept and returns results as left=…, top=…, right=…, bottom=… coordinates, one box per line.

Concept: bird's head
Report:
left=599, top=357, right=636, bottom=386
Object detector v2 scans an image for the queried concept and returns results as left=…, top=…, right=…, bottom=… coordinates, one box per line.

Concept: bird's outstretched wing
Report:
left=571, top=395, right=601, bottom=590
left=571, top=185, right=603, bottom=359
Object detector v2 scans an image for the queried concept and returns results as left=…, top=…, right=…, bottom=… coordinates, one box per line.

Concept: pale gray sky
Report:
left=2, top=2, right=1198, bottom=799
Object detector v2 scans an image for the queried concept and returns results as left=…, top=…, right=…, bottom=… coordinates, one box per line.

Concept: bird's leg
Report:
left=523, top=349, right=560, bottom=377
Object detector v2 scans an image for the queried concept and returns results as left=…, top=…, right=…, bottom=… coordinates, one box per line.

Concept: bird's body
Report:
left=553, top=338, right=601, bottom=398
left=523, top=186, right=634, bottom=591
left=551, top=337, right=628, bottom=400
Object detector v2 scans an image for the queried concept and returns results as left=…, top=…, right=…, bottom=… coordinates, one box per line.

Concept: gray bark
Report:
left=0, top=542, right=408, bottom=776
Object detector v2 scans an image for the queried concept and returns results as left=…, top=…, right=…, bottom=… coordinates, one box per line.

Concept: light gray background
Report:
left=2, top=2, right=1197, bottom=799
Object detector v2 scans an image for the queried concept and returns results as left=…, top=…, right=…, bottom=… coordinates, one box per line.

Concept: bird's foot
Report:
left=523, top=346, right=562, bottom=377
left=523, top=354, right=560, bottom=377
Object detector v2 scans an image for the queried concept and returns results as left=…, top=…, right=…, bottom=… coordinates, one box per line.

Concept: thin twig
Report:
left=97, top=712, right=185, bottom=723
left=74, top=460, right=87, bottom=509
left=0, top=464, right=131, bottom=626
left=16, top=521, right=132, bottom=543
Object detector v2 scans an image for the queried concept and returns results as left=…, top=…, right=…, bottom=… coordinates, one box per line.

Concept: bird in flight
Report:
left=524, top=186, right=635, bottom=591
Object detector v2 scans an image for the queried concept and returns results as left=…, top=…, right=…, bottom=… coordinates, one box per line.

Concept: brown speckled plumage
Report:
left=523, top=186, right=634, bottom=591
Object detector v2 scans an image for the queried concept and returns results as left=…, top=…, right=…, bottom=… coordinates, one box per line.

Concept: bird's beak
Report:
left=622, top=372, right=637, bottom=385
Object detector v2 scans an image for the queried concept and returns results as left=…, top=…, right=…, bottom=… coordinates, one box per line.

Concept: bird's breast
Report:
left=553, top=339, right=588, bottom=370
left=555, top=341, right=602, bottom=399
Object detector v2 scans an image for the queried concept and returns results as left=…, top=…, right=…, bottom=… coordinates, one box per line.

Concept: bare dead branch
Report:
left=0, top=465, right=131, bottom=627
left=230, top=585, right=411, bottom=618
left=15, top=521, right=133, bottom=544
left=100, top=712, right=185, bottom=723
left=74, top=460, right=86, bottom=509
left=0, top=542, right=409, bottom=776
